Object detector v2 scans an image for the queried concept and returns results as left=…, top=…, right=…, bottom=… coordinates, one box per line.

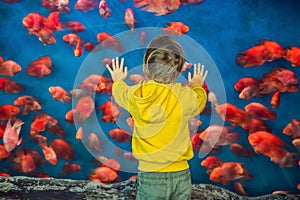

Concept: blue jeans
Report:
left=136, top=169, right=192, bottom=200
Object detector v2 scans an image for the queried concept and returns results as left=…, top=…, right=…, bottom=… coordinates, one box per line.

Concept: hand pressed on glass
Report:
left=106, top=57, right=128, bottom=81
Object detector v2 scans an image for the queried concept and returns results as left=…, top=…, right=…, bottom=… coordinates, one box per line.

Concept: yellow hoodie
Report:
left=112, top=80, right=207, bottom=172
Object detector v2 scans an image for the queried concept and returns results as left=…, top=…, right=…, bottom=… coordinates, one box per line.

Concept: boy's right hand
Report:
left=188, top=63, right=208, bottom=86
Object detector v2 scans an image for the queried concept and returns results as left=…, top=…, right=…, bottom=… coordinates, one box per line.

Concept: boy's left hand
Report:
left=106, top=57, right=128, bottom=81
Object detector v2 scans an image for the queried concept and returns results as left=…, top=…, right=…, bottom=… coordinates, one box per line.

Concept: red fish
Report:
left=63, top=33, right=79, bottom=46
left=74, top=38, right=83, bottom=57
left=134, top=0, right=181, bottom=16
left=35, top=171, right=50, bottom=178
left=61, top=162, right=81, bottom=177
left=124, top=8, right=136, bottom=32
left=230, top=143, right=254, bottom=158
left=98, top=101, right=121, bottom=123
left=283, top=119, right=300, bottom=139
left=0, top=59, right=22, bottom=77
left=97, top=32, right=124, bottom=53
left=0, top=172, right=10, bottom=177
left=74, top=0, right=98, bottom=12
left=292, top=138, right=300, bottom=152
left=271, top=91, right=280, bottom=109
left=215, top=103, right=249, bottom=126
left=88, top=166, right=118, bottom=183
left=241, top=118, right=270, bottom=134
left=283, top=46, right=300, bottom=67
left=75, top=95, right=95, bottom=123
left=79, top=74, right=113, bottom=94
left=0, top=78, right=24, bottom=94
left=14, top=95, right=42, bottom=115
left=244, top=102, right=276, bottom=121
left=98, top=0, right=111, bottom=19
left=0, top=104, right=20, bottom=120
left=65, top=109, right=77, bottom=124
left=46, top=115, right=66, bottom=138
left=85, top=133, right=102, bottom=153
left=162, top=22, right=189, bottom=37
left=22, top=12, right=45, bottom=35
left=140, top=31, right=146, bottom=46
left=268, top=67, right=298, bottom=87
left=84, top=42, right=96, bottom=52
left=12, top=149, right=36, bottom=173
left=37, top=29, right=57, bottom=46
left=49, top=86, right=71, bottom=103
left=260, top=40, right=284, bottom=61
left=50, top=139, right=75, bottom=160
left=109, top=128, right=132, bottom=142
left=64, top=21, right=85, bottom=33
left=0, top=144, right=11, bottom=160
left=209, top=162, right=253, bottom=185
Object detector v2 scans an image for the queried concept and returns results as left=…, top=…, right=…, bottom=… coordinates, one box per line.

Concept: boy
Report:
left=106, top=36, right=208, bottom=199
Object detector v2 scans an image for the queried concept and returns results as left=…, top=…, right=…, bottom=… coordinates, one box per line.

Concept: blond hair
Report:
left=143, top=36, right=185, bottom=83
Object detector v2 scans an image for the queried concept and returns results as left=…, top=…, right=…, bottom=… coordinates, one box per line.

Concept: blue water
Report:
left=1, top=0, right=300, bottom=197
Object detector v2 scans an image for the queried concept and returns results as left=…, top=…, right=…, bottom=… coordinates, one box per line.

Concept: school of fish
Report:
left=1, top=0, right=300, bottom=196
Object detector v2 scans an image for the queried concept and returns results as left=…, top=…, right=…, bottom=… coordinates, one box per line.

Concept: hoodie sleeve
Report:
left=189, top=83, right=207, bottom=117
left=112, top=80, right=130, bottom=110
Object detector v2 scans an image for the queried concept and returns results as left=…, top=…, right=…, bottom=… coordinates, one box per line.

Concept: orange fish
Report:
left=14, top=95, right=42, bottom=115
left=64, top=21, right=85, bottom=33
left=75, top=126, right=84, bottom=140
left=35, top=171, right=50, bottom=178
left=63, top=33, right=79, bottom=46
left=0, top=121, right=6, bottom=138
left=50, top=139, right=75, bottom=161
left=79, top=74, right=113, bottom=94
left=85, top=133, right=102, bottom=153
left=134, top=0, right=180, bottom=16
left=28, top=55, right=52, bottom=69
left=44, top=12, right=62, bottom=33
left=109, top=128, right=132, bottom=143
left=244, top=102, right=276, bottom=121
left=94, top=156, right=120, bottom=171
left=200, top=156, right=224, bottom=174
left=241, top=118, right=270, bottom=134
left=98, top=101, right=121, bottom=123
left=74, top=0, right=98, bottom=12
left=98, top=0, right=111, bottom=19
left=61, top=162, right=81, bottom=177
left=49, top=86, right=71, bottom=103
left=215, top=103, right=249, bottom=126
left=41, top=0, right=70, bottom=13
left=230, top=143, right=254, bottom=158
left=162, top=22, right=189, bottom=36
left=88, top=166, right=118, bottom=184
left=126, top=117, right=134, bottom=130
left=270, top=150, right=298, bottom=168
left=74, top=37, right=83, bottom=57
left=128, top=175, right=138, bottom=180
left=30, top=113, right=49, bottom=135
left=236, top=45, right=268, bottom=68
left=292, top=138, right=300, bottom=152
left=260, top=40, right=284, bottom=61
left=0, top=172, right=10, bottom=177
left=124, top=8, right=136, bottom=32
left=26, top=62, right=52, bottom=78
left=37, top=29, right=57, bottom=46
left=0, top=104, right=20, bottom=120
left=22, top=12, right=45, bottom=35
left=0, top=78, right=24, bottom=93
left=283, top=46, right=300, bottom=67
left=270, top=91, right=280, bottom=109
left=283, top=119, right=300, bottom=139
left=75, top=95, right=95, bottom=123
left=70, top=88, right=88, bottom=99
left=32, top=135, right=57, bottom=165
left=11, top=149, right=36, bottom=174
left=209, top=162, right=253, bottom=185
left=97, top=32, right=124, bottom=53
left=0, top=59, right=22, bottom=77
left=0, top=144, right=11, bottom=160
left=65, top=109, right=77, bottom=124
